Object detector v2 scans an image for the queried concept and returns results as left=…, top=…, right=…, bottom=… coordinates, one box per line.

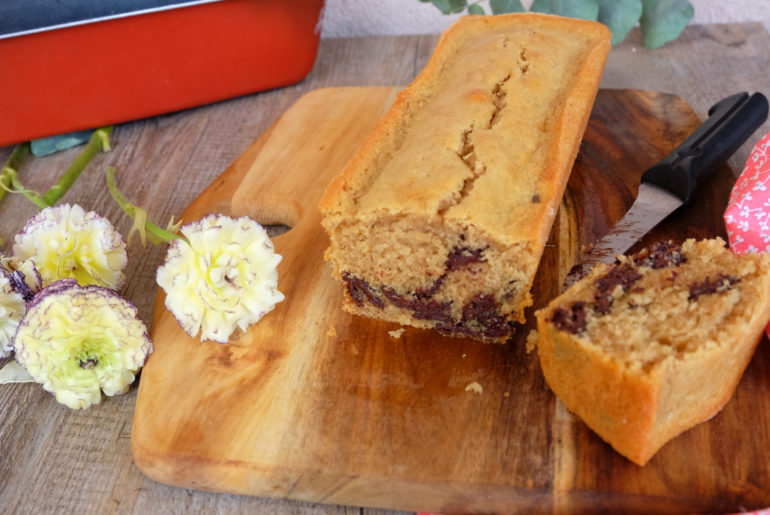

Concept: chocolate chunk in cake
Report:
left=688, top=274, right=740, bottom=300
left=592, top=264, right=642, bottom=315
left=342, top=273, right=384, bottom=308
left=551, top=301, right=588, bottom=335
left=632, top=241, right=686, bottom=269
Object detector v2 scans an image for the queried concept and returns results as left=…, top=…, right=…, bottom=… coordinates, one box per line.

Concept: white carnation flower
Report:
left=156, top=214, right=284, bottom=343
left=0, top=255, right=41, bottom=358
left=14, top=279, right=152, bottom=409
left=13, top=204, right=127, bottom=290
left=1, top=256, right=43, bottom=298
left=0, top=273, right=25, bottom=358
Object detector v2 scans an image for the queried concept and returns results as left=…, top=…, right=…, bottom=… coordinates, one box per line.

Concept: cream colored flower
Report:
left=13, top=204, right=127, bottom=290
left=1, top=255, right=43, bottom=299
left=0, top=255, right=41, bottom=357
left=14, top=279, right=152, bottom=409
left=156, top=214, right=284, bottom=343
left=0, top=273, right=25, bottom=358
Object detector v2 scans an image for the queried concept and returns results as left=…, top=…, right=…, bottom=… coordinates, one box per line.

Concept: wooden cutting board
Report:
left=131, top=87, right=770, bottom=513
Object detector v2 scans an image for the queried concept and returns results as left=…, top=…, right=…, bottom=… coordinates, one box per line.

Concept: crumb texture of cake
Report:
left=536, top=238, right=770, bottom=465
left=319, top=13, right=611, bottom=341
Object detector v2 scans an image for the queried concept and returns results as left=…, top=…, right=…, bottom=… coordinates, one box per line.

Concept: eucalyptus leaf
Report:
left=530, top=0, right=599, bottom=21
left=597, top=0, right=642, bottom=45
left=640, top=0, right=694, bottom=48
left=418, top=0, right=692, bottom=48
left=428, top=0, right=452, bottom=15
left=468, top=3, right=485, bottom=14
left=490, top=0, right=525, bottom=14
left=448, top=0, right=469, bottom=13
left=30, top=130, right=94, bottom=157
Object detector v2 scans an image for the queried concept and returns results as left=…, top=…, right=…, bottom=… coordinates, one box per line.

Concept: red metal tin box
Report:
left=0, top=0, right=325, bottom=146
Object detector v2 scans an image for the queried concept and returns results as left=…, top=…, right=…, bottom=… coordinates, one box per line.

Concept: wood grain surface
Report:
left=131, top=86, right=756, bottom=514
left=1, top=23, right=770, bottom=515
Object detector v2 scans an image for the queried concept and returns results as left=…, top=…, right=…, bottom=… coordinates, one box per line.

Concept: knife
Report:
left=563, top=91, right=769, bottom=288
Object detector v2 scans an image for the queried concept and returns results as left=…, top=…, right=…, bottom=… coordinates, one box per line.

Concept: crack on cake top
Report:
left=489, top=73, right=511, bottom=127
left=439, top=72, right=513, bottom=217
left=518, top=48, right=530, bottom=75
left=458, top=125, right=483, bottom=174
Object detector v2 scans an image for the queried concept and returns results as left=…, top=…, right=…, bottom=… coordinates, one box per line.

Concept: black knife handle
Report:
left=641, top=92, right=769, bottom=204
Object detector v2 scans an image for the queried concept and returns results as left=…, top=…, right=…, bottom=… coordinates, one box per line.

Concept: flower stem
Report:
left=105, top=166, right=186, bottom=244
left=5, top=169, right=49, bottom=210
left=42, top=126, right=112, bottom=206
left=0, top=143, right=30, bottom=205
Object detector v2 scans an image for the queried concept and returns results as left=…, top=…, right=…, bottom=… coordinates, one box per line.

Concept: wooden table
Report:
left=2, top=22, right=770, bottom=514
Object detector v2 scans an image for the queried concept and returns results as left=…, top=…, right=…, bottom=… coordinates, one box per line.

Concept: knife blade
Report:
left=563, top=91, right=769, bottom=289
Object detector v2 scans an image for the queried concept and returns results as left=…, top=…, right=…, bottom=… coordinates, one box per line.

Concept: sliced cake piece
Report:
left=536, top=238, right=770, bottom=465
left=319, top=13, right=611, bottom=340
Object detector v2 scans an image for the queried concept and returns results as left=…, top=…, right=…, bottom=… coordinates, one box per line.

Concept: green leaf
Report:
left=106, top=166, right=187, bottom=246
left=428, top=0, right=468, bottom=14
left=448, top=0, right=468, bottom=13
left=597, top=0, right=642, bottom=45
left=427, top=0, right=452, bottom=14
left=640, top=0, right=693, bottom=48
left=490, top=0, right=525, bottom=14
left=429, top=0, right=450, bottom=14
left=127, top=204, right=150, bottom=248
left=468, top=3, right=485, bottom=14
left=530, top=0, right=600, bottom=21
left=30, top=130, right=93, bottom=157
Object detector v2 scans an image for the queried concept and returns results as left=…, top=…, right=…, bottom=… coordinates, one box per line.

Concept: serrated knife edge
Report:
left=561, top=91, right=769, bottom=291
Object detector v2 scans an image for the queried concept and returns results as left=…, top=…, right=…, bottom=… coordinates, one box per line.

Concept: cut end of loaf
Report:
left=325, top=213, right=538, bottom=341
left=536, top=238, right=770, bottom=465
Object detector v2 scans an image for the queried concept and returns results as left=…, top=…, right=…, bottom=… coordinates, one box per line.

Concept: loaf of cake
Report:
left=318, top=14, right=611, bottom=341
left=536, top=238, right=770, bottom=465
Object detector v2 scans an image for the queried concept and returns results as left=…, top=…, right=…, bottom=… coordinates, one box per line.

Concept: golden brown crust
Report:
left=319, top=13, right=611, bottom=229
left=319, top=13, right=611, bottom=340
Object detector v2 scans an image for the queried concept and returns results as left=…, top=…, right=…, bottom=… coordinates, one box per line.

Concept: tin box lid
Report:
left=0, top=0, right=223, bottom=39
